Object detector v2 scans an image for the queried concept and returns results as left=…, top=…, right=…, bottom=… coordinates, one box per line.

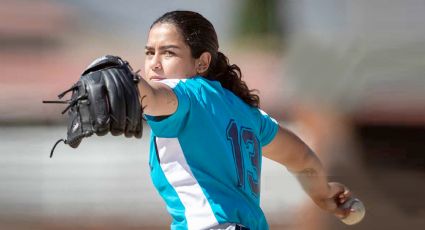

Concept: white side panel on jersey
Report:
left=156, top=137, right=218, bottom=230
left=157, top=78, right=187, bottom=88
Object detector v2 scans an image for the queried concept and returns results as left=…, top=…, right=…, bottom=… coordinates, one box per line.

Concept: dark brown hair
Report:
left=151, top=10, right=260, bottom=107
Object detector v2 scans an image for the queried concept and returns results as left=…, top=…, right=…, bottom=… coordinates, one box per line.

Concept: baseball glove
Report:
left=43, top=55, right=143, bottom=157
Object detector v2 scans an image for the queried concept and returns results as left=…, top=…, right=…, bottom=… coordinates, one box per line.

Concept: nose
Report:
left=149, top=54, right=162, bottom=71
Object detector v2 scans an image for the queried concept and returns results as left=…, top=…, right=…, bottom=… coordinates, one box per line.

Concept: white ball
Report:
left=340, top=198, right=366, bottom=225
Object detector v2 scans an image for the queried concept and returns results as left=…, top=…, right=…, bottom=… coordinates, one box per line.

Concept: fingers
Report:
left=103, top=69, right=126, bottom=136
left=81, top=56, right=143, bottom=139
left=326, top=182, right=354, bottom=218
left=328, top=182, right=348, bottom=199
left=117, top=67, right=142, bottom=137
left=338, top=188, right=352, bottom=205
left=336, top=197, right=361, bottom=220
left=334, top=207, right=351, bottom=219
left=83, top=73, right=110, bottom=136
left=103, top=67, right=143, bottom=138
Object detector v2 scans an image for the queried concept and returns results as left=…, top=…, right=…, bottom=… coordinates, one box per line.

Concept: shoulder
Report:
left=158, top=76, right=222, bottom=97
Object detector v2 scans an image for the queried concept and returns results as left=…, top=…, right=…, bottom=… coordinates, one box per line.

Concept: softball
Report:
left=340, top=198, right=366, bottom=225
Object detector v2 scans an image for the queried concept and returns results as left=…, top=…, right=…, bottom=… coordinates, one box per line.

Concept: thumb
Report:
left=328, top=182, right=347, bottom=199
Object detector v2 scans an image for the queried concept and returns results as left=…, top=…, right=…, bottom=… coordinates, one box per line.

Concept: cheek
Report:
left=143, top=61, right=149, bottom=76
left=182, top=61, right=197, bottom=76
left=164, top=59, right=196, bottom=77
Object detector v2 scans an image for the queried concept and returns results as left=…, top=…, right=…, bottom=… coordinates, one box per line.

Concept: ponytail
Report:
left=207, top=52, right=260, bottom=108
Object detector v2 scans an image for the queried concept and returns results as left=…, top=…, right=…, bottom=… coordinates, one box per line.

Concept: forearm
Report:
left=289, top=149, right=330, bottom=201
left=263, top=125, right=331, bottom=201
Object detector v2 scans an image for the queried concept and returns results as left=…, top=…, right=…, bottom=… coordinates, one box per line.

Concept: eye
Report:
left=164, top=51, right=175, bottom=57
left=145, top=50, right=154, bottom=56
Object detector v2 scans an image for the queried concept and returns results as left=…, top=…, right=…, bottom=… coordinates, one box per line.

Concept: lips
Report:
left=149, top=76, right=166, bottom=81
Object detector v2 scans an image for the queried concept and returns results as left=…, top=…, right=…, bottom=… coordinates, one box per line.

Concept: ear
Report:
left=196, top=52, right=212, bottom=75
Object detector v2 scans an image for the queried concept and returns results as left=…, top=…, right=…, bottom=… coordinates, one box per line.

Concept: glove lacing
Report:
left=42, top=83, right=88, bottom=158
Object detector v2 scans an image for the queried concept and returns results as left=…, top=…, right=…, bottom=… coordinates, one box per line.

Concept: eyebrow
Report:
left=145, top=45, right=180, bottom=50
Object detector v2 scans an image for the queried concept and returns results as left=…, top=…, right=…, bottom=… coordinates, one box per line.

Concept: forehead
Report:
left=146, top=23, right=185, bottom=46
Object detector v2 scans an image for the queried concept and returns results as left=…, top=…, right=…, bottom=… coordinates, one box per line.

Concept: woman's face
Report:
left=144, top=23, right=197, bottom=81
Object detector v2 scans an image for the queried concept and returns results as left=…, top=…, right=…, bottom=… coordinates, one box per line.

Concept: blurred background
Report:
left=0, top=0, right=424, bottom=229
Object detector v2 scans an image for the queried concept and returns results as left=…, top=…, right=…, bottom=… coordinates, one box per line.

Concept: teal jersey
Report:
left=145, top=77, right=278, bottom=230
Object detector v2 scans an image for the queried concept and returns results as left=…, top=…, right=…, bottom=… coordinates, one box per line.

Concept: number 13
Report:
left=226, top=120, right=260, bottom=196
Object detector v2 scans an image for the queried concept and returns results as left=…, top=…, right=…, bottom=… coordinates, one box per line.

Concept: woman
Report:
left=137, top=10, right=352, bottom=230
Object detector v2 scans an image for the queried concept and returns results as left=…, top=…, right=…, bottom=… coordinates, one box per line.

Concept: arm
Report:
left=262, top=124, right=350, bottom=218
left=137, top=79, right=178, bottom=116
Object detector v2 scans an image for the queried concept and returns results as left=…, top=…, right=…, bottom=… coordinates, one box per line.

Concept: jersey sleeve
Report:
left=143, top=79, right=190, bottom=137
left=257, top=109, right=279, bottom=146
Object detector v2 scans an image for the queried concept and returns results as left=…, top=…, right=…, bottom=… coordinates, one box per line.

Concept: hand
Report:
left=313, top=182, right=353, bottom=219
left=43, top=55, right=143, bottom=157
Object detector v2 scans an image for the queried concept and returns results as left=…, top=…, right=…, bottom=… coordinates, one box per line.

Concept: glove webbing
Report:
left=43, top=83, right=93, bottom=157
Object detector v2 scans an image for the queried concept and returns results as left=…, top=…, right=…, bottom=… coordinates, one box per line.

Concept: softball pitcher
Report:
left=138, top=11, right=359, bottom=229
left=46, top=10, right=364, bottom=230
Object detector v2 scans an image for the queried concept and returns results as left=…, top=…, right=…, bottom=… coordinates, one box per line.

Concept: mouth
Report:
left=149, top=76, right=166, bottom=81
